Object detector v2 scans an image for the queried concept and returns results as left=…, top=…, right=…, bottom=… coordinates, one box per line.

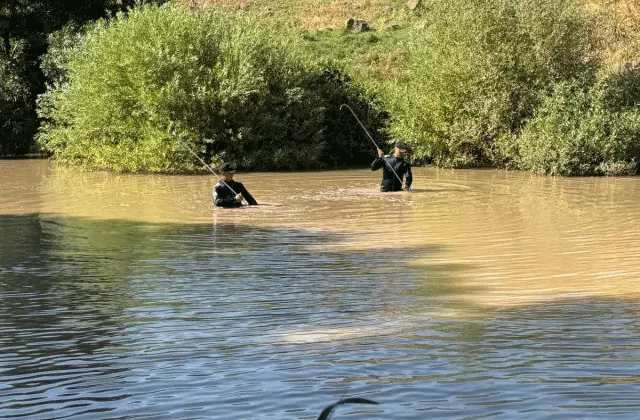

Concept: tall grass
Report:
left=586, top=0, right=640, bottom=67
left=182, top=0, right=412, bottom=30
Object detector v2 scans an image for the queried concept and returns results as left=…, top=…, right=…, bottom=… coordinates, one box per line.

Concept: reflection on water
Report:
left=1, top=160, right=640, bottom=419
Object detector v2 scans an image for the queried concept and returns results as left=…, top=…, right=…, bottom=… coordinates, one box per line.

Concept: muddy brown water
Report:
left=2, top=159, right=640, bottom=419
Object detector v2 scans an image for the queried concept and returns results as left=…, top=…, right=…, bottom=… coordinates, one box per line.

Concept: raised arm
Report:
left=371, top=149, right=386, bottom=171
left=238, top=183, right=258, bottom=205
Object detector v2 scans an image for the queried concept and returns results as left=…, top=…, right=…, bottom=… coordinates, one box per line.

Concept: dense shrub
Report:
left=37, top=3, right=385, bottom=172
left=383, top=0, right=596, bottom=168
left=1, top=0, right=150, bottom=157
left=39, top=23, right=85, bottom=88
left=517, top=73, right=640, bottom=176
left=0, top=39, right=42, bottom=156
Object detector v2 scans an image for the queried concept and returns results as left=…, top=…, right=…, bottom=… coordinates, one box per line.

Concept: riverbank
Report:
left=14, top=1, right=640, bottom=175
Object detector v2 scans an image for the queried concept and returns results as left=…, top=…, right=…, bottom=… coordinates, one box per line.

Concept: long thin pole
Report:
left=317, top=398, right=379, bottom=420
left=171, top=130, right=239, bottom=196
left=340, top=104, right=403, bottom=185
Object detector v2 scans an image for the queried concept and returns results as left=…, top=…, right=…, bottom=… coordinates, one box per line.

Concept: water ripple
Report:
left=2, top=164, right=640, bottom=419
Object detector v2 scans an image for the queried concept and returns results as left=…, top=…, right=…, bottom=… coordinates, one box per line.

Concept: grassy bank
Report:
left=37, top=0, right=640, bottom=175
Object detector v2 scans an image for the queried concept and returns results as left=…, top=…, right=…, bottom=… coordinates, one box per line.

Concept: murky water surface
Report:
left=2, top=160, right=640, bottom=419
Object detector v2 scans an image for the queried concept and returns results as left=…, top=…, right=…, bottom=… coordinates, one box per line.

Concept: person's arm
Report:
left=239, top=184, right=258, bottom=205
left=371, top=149, right=386, bottom=171
left=403, top=164, right=413, bottom=191
left=213, top=184, right=239, bottom=207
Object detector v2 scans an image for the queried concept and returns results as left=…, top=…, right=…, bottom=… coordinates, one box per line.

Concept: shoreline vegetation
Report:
left=3, top=0, right=640, bottom=175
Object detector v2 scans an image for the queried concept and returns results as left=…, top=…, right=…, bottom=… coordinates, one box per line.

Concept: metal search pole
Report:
left=339, top=104, right=404, bottom=185
left=170, top=131, right=240, bottom=197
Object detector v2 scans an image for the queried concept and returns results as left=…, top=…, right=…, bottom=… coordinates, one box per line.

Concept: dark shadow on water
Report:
left=410, top=261, right=488, bottom=307
left=2, top=214, right=640, bottom=419
left=0, top=213, right=452, bottom=360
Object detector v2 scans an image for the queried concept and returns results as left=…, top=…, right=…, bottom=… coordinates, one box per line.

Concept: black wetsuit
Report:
left=371, top=155, right=412, bottom=192
left=212, top=180, right=258, bottom=207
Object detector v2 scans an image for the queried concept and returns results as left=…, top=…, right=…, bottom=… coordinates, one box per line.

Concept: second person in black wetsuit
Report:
left=371, top=141, right=412, bottom=192
left=212, top=163, right=258, bottom=208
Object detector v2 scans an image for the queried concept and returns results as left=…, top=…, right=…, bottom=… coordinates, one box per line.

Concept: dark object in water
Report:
left=317, top=397, right=380, bottom=420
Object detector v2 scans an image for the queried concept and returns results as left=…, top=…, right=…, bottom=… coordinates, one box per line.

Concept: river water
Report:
left=1, top=159, right=640, bottom=419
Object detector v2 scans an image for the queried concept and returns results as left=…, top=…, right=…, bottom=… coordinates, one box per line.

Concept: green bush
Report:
left=39, top=23, right=86, bottom=88
left=0, top=39, right=42, bottom=156
left=517, top=74, right=640, bottom=176
left=37, top=3, right=385, bottom=172
left=382, top=0, right=595, bottom=168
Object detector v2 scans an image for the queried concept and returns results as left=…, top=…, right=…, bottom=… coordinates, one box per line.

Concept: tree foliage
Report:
left=383, top=0, right=597, bottom=168
left=516, top=72, right=640, bottom=176
left=37, top=3, right=385, bottom=172
left=0, top=0, right=160, bottom=156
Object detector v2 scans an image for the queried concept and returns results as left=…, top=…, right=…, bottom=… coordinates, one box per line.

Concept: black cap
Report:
left=216, top=162, right=236, bottom=173
left=395, top=141, right=409, bottom=151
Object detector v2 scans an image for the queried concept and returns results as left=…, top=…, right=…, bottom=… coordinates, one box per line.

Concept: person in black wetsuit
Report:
left=371, top=141, right=412, bottom=192
left=212, top=163, right=258, bottom=208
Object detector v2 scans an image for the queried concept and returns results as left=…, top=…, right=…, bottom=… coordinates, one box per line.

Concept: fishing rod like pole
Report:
left=317, top=398, right=379, bottom=420
left=339, top=104, right=404, bottom=185
left=170, top=130, right=241, bottom=199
